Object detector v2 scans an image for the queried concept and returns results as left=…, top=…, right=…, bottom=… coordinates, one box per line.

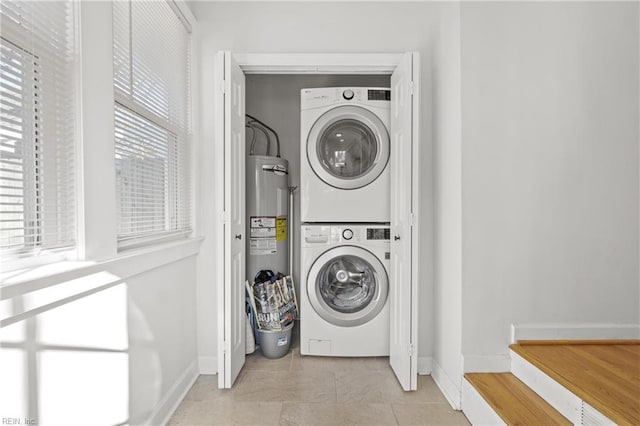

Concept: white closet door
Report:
left=389, top=52, right=420, bottom=391
left=218, top=51, right=246, bottom=388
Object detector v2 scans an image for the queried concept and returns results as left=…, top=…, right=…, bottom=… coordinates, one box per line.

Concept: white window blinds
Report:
left=0, top=1, right=77, bottom=259
left=113, top=0, right=191, bottom=247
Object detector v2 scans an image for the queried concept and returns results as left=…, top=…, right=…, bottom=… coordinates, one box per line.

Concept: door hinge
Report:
left=408, top=343, right=415, bottom=357
left=409, top=81, right=415, bottom=95
left=408, top=213, right=415, bottom=227
left=221, top=211, right=230, bottom=224
left=219, top=79, right=226, bottom=94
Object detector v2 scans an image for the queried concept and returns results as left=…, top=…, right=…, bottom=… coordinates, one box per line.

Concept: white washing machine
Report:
left=300, top=224, right=390, bottom=357
left=300, top=87, right=391, bottom=223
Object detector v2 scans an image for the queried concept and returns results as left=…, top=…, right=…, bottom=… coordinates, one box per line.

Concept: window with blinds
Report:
left=113, top=0, right=192, bottom=248
left=0, top=1, right=77, bottom=260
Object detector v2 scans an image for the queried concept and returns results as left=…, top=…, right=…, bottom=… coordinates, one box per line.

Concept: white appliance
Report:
left=300, top=87, right=391, bottom=223
left=300, top=224, right=390, bottom=356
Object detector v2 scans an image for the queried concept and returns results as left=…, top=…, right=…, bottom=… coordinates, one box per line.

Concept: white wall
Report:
left=0, top=249, right=199, bottom=425
left=193, top=0, right=464, bottom=367
left=127, top=256, right=199, bottom=424
left=432, top=1, right=463, bottom=408
left=460, top=2, right=640, bottom=363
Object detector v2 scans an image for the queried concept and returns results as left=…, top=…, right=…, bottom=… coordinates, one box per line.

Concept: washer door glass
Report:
left=307, top=105, right=389, bottom=190
left=307, top=246, right=388, bottom=327
left=318, top=254, right=376, bottom=313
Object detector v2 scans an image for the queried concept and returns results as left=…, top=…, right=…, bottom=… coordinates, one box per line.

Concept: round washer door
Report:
left=307, top=105, right=389, bottom=190
left=307, top=246, right=388, bottom=327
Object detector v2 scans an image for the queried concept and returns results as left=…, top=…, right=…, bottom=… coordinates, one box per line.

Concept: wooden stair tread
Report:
left=510, top=342, right=640, bottom=425
left=465, top=372, right=571, bottom=425
left=516, top=339, right=640, bottom=346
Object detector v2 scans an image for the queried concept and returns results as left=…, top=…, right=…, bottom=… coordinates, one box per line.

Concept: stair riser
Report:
left=511, top=349, right=583, bottom=424
left=583, top=401, right=615, bottom=426
left=461, top=378, right=506, bottom=426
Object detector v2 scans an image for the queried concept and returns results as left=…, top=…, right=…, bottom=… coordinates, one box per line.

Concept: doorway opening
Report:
left=216, top=53, right=420, bottom=392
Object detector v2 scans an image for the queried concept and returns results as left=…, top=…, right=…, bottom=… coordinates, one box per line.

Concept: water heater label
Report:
left=276, top=217, right=287, bottom=241
left=249, top=238, right=277, bottom=255
left=250, top=216, right=276, bottom=238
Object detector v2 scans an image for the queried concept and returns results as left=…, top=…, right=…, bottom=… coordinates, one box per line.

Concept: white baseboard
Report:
left=461, top=377, right=506, bottom=426
left=418, top=356, right=432, bottom=375
left=198, top=356, right=217, bottom=374
left=149, top=359, right=199, bottom=426
left=463, top=354, right=511, bottom=373
left=511, top=350, right=582, bottom=424
left=431, top=360, right=461, bottom=410
left=510, top=323, right=640, bottom=343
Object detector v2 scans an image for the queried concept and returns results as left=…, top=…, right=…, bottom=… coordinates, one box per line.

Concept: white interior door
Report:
left=218, top=51, right=246, bottom=388
left=389, top=52, right=419, bottom=391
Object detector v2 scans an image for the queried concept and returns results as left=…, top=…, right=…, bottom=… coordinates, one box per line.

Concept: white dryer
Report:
left=300, top=224, right=390, bottom=357
left=300, top=87, right=390, bottom=223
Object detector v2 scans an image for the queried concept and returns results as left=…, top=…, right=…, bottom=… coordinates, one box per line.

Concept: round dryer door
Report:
left=307, top=105, right=390, bottom=190
left=307, top=246, right=388, bottom=327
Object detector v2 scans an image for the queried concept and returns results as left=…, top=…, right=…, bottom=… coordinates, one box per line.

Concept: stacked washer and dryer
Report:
left=300, top=87, right=392, bottom=357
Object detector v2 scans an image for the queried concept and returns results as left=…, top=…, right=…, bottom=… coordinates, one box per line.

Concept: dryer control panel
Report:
left=301, top=87, right=391, bottom=111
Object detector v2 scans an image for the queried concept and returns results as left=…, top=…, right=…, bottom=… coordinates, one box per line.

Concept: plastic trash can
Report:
left=257, top=322, right=294, bottom=359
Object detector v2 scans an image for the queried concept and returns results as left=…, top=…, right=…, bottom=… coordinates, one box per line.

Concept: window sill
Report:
left=1, top=237, right=203, bottom=300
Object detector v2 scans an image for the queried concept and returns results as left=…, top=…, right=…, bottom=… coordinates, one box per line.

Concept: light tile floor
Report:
left=169, top=327, right=470, bottom=425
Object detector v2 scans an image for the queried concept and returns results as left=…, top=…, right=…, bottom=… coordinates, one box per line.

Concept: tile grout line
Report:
left=277, top=400, right=286, bottom=426
left=390, top=402, right=401, bottom=426
left=289, top=346, right=295, bottom=371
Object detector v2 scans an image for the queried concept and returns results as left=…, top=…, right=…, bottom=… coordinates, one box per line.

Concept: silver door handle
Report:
left=235, top=234, right=242, bottom=240
left=394, top=235, right=400, bottom=241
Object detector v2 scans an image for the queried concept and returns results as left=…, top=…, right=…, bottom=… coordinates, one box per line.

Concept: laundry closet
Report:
left=245, top=74, right=393, bottom=356
left=245, top=74, right=390, bottom=296
left=216, top=53, right=420, bottom=392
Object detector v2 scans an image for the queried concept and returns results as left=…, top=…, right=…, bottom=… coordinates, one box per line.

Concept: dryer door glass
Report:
left=317, top=120, right=378, bottom=179
left=307, top=105, right=389, bottom=190
left=317, top=254, right=377, bottom=314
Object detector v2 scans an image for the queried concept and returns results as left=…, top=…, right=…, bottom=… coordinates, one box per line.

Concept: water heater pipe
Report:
left=246, top=114, right=281, bottom=157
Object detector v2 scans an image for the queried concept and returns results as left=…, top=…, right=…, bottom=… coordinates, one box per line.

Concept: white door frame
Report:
left=233, top=53, right=405, bottom=75
left=216, top=52, right=421, bottom=388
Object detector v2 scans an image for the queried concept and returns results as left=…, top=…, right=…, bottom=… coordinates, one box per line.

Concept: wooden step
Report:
left=510, top=341, right=640, bottom=425
left=464, top=372, right=571, bottom=425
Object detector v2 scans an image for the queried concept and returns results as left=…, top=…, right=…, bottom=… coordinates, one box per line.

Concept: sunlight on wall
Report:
left=39, top=351, right=128, bottom=425
left=38, top=284, right=129, bottom=424
left=0, top=342, right=27, bottom=418
left=1, top=271, right=124, bottom=323
left=0, top=280, right=130, bottom=425
left=127, top=297, right=162, bottom=423
left=37, top=280, right=128, bottom=350
left=1, top=305, right=33, bottom=419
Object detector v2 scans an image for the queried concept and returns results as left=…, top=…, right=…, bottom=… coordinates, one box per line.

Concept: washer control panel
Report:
left=342, top=89, right=355, bottom=100
left=332, top=226, right=361, bottom=243
left=366, top=228, right=390, bottom=240
left=303, top=226, right=330, bottom=244
left=367, top=89, right=391, bottom=101
left=302, top=225, right=390, bottom=246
